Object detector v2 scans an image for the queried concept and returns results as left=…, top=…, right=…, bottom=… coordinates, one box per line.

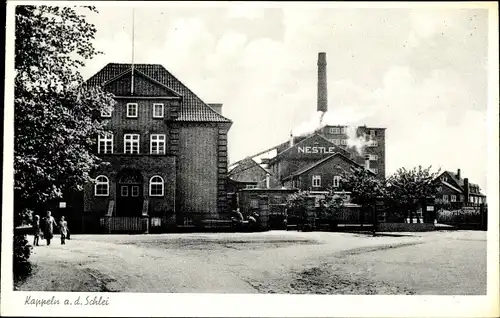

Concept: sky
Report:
left=77, top=3, right=491, bottom=194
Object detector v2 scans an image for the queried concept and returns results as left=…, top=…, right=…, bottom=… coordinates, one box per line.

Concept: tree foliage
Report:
left=14, top=5, right=115, bottom=226
left=386, top=166, right=441, bottom=208
left=338, top=168, right=387, bottom=206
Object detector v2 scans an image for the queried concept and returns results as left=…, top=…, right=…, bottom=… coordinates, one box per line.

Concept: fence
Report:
left=100, top=217, right=148, bottom=233
left=436, top=203, right=487, bottom=230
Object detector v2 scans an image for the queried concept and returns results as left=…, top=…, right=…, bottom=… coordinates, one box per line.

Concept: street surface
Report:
left=17, top=230, right=486, bottom=294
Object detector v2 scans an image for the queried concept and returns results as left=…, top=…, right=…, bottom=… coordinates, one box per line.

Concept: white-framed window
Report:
left=95, top=175, right=109, bottom=196
left=460, top=194, right=464, bottom=202
left=332, top=139, right=340, bottom=145
left=149, top=175, right=164, bottom=196
left=372, top=168, right=379, bottom=174
left=126, top=103, right=138, bottom=118
left=443, top=195, right=449, bottom=202
left=450, top=195, right=456, bottom=202
left=124, top=134, right=140, bottom=154
left=312, top=175, right=321, bottom=187
left=333, top=175, right=341, bottom=188
left=131, top=186, right=140, bottom=197
left=121, top=186, right=128, bottom=197
left=369, top=154, right=378, bottom=161
left=98, top=132, right=113, bottom=154
left=150, top=134, right=166, bottom=154
left=437, top=186, right=442, bottom=192
left=370, top=130, right=376, bottom=137
left=441, top=176, right=448, bottom=182
left=341, top=139, right=347, bottom=145
left=101, top=108, right=112, bottom=118
left=369, top=140, right=378, bottom=147
left=329, top=127, right=341, bottom=134
left=341, top=127, right=347, bottom=134
left=469, top=196, right=474, bottom=203
left=153, top=103, right=164, bottom=118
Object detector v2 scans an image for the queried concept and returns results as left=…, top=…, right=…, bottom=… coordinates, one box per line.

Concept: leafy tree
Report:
left=386, top=166, right=441, bottom=223
left=14, top=5, right=114, bottom=279
left=338, top=168, right=387, bottom=206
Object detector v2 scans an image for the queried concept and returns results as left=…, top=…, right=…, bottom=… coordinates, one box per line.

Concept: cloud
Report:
left=79, top=6, right=489, bottom=193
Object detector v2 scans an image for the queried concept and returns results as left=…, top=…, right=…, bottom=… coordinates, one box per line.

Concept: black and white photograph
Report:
left=1, top=1, right=499, bottom=317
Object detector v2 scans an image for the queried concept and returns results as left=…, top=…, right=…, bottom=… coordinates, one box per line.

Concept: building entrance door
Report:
left=116, top=169, right=144, bottom=216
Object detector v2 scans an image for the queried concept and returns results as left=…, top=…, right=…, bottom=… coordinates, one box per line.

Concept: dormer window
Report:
left=153, top=103, right=164, bottom=118
left=127, top=103, right=138, bottom=118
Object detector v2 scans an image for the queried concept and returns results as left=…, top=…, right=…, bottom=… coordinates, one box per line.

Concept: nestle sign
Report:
left=298, top=146, right=336, bottom=154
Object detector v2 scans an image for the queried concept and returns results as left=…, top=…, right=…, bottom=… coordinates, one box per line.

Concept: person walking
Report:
left=32, top=215, right=41, bottom=246
left=59, top=216, right=68, bottom=245
left=43, top=211, right=57, bottom=246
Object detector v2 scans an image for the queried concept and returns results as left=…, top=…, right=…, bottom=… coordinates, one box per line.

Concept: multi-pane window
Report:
left=98, top=132, right=113, bottom=154
left=127, top=103, right=138, bottom=118
left=149, top=176, right=164, bottom=196
left=312, top=175, right=321, bottom=187
left=121, top=186, right=129, bottom=197
left=333, top=139, right=340, bottom=145
left=460, top=195, right=464, bottom=202
left=341, top=139, right=347, bottom=145
left=150, top=134, right=166, bottom=154
left=95, top=175, right=109, bottom=196
left=153, top=103, right=164, bottom=118
left=369, top=140, right=378, bottom=147
left=131, top=186, right=140, bottom=197
left=370, top=130, right=376, bottom=137
left=369, top=154, right=378, bottom=161
left=124, top=134, right=140, bottom=154
left=333, top=176, right=341, bottom=188
left=450, top=195, right=456, bottom=202
left=329, top=127, right=340, bottom=134
left=341, top=127, right=346, bottom=134
left=443, top=195, right=449, bottom=202
left=372, top=168, right=379, bottom=174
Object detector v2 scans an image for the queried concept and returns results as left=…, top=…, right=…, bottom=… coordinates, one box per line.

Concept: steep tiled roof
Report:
left=283, top=152, right=368, bottom=180
left=439, top=170, right=485, bottom=196
left=86, top=63, right=231, bottom=123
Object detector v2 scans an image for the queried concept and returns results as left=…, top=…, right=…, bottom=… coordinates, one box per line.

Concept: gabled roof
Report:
left=270, top=133, right=350, bottom=162
left=228, top=157, right=271, bottom=183
left=282, top=152, right=369, bottom=181
left=86, top=63, right=231, bottom=123
left=441, top=180, right=463, bottom=193
left=437, top=170, right=485, bottom=196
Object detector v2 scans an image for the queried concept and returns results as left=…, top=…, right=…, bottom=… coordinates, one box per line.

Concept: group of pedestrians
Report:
left=32, top=211, right=69, bottom=246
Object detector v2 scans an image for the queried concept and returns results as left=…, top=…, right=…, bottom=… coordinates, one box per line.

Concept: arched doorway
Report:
left=116, top=168, right=144, bottom=217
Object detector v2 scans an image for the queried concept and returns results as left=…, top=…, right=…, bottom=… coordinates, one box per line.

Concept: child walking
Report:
left=33, top=215, right=41, bottom=246
left=59, top=216, right=68, bottom=245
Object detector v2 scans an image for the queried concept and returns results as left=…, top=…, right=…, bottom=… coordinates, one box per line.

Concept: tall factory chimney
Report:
left=317, top=52, right=328, bottom=113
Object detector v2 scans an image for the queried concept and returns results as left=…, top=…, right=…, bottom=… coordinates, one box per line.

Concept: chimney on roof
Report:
left=457, top=169, right=461, bottom=179
left=317, top=52, right=328, bottom=113
left=208, top=103, right=223, bottom=115
left=289, top=131, right=294, bottom=148
left=464, top=178, right=469, bottom=202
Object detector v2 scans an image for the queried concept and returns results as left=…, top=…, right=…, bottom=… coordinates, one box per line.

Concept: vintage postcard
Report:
left=1, top=1, right=499, bottom=317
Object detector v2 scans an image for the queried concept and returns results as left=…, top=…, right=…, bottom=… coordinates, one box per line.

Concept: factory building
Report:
left=229, top=52, right=386, bottom=192
left=81, top=63, right=232, bottom=233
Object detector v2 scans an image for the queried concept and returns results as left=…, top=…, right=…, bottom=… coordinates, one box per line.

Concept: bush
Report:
left=13, top=234, right=33, bottom=284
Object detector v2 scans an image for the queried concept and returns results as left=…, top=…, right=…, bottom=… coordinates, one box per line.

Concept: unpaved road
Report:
left=17, top=230, right=486, bottom=294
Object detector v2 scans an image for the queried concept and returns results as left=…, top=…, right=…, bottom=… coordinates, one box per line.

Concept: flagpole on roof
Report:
left=131, top=7, right=135, bottom=95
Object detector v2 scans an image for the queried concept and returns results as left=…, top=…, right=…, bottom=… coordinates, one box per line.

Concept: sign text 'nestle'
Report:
left=298, top=146, right=336, bottom=154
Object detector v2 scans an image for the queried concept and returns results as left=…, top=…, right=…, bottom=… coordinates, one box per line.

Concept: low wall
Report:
left=376, top=223, right=435, bottom=232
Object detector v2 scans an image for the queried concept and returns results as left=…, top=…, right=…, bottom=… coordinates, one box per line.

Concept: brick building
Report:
left=82, top=63, right=232, bottom=232
left=228, top=52, right=385, bottom=192
left=436, top=169, right=487, bottom=205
